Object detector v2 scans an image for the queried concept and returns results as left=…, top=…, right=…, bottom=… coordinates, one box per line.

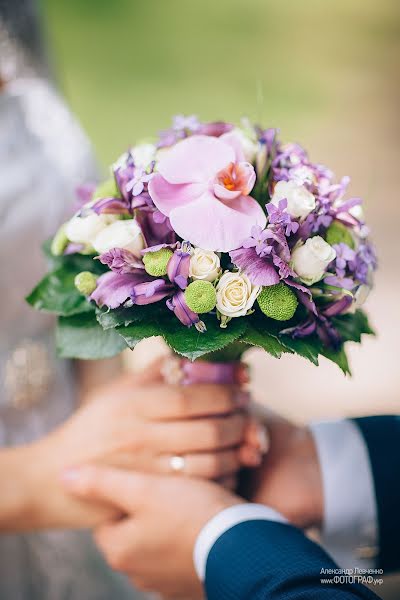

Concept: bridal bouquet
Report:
left=27, top=116, right=376, bottom=374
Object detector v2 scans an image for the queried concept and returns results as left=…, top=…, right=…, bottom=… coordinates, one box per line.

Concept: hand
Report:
left=62, top=465, right=242, bottom=598
left=28, top=360, right=262, bottom=529
left=239, top=409, right=323, bottom=529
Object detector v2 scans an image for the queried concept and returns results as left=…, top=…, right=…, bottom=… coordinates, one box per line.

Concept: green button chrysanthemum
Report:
left=74, top=271, right=98, bottom=296
left=143, top=248, right=173, bottom=277
left=184, top=280, right=217, bottom=314
left=257, top=283, right=298, bottom=321
left=51, top=224, right=69, bottom=256
left=325, top=221, right=355, bottom=249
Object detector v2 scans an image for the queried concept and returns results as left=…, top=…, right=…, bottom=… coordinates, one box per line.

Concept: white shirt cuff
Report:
left=310, top=419, right=378, bottom=568
left=193, top=503, right=287, bottom=581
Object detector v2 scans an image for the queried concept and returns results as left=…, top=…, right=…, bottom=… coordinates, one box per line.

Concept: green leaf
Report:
left=96, top=304, right=164, bottom=330
left=161, top=316, right=247, bottom=361
left=240, top=323, right=289, bottom=359
left=320, top=345, right=351, bottom=375
left=26, top=266, right=94, bottom=316
left=278, top=334, right=321, bottom=366
left=118, top=321, right=162, bottom=349
left=42, top=239, right=107, bottom=274
left=332, top=310, right=375, bottom=343
left=56, top=313, right=127, bottom=359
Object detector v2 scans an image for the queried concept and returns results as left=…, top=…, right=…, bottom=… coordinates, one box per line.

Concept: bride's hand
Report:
left=27, top=360, right=264, bottom=530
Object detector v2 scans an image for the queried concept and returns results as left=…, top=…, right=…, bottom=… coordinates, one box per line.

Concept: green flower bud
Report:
left=325, top=221, right=355, bottom=249
left=185, top=280, right=217, bottom=314
left=143, top=248, right=173, bottom=277
left=74, top=271, right=98, bottom=296
left=257, top=283, right=298, bottom=321
left=93, top=177, right=120, bottom=199
left=50, top=224, right=69, bottom=256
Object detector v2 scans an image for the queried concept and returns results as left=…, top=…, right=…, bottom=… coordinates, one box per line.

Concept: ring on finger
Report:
left=169, top=455, right=186, bottom=473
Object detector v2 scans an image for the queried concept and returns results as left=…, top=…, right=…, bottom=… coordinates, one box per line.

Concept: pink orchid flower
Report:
left=148, top=135, right=266, bottom=252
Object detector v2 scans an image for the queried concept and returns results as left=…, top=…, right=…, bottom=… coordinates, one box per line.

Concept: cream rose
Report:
left=226, top=127, right=259, bottom=163
left=65, top=213, right=116, bottom=246
left=189, top=248, right=221, bottom=282
left=92, top=219, right=145, bottom=257
left=216, top=271, right=261, bottom=318
left=271, top=180, right=316, bottom=219
left=291, top=236, right=336, bottom=285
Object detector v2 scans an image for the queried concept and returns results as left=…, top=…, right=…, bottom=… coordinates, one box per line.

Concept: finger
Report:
left=218, top=474, right=238, bottom=490
left=94, top=518, right=138, bottom=573
left=60, top=465, right=153, bottom=512
left=135, top=384, right=250, bottom=421
left=133, top=356, right=167, bottom=385
left=238, top=444, right=263, bottom=467
left=243, top=418, right=270, bottom=453
left=157, top=448, right=240, bottom=479
left=149, top=413, right=247, bottom=454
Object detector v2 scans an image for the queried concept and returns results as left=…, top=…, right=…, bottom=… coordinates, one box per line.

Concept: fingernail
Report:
left=256, top=425, right=270, bottom=454
left=60, top=468, right=81, bottom=485
left=234, top=390, right=251, bottom=408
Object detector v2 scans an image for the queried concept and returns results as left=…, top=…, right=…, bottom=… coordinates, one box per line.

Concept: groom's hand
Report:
left=240, top=411, right=323, bottom=529
left=62, top=466, right=243, bottom=598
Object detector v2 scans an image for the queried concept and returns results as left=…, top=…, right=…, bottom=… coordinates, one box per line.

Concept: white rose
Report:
left=65, top=213, right=116, bottom=245
left=92, top=219, right=145, bottom=257
left=223, top=125, right=259, bottom=163
left=131, top=143, right=156, bottom=169
left=291, top=236, right=336, bottom=285
left=271, top=180, right=316, bottom=219
left=216, top=271, right=261, bottom=318
left=189, top=248, right=221, bottom=282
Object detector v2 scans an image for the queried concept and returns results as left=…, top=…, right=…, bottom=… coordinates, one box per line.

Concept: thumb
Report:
left=60, top=465, right=150, bottom=513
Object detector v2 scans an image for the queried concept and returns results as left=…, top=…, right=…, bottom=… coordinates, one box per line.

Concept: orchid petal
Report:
left=148, top=174, right=205, bottom=216
left=169, top=190, right=267, bottom=252
left=157, top=135, right=235, bottom=184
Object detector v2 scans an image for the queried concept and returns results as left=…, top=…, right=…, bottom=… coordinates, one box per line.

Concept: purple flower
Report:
left=89, top=196, right=131, bottom=216
left=125, top=168, right=154, bottom=197
left=158, top=115, right=200, bottom=148
left=197, top=121, right=233, bottom=137
left=324, top=273, right=355, bottom=291
left=272, top=255, right=296, bottom=279
left=348, top=242, right=377, bottom=284
left=167, top=242, right=191, bottom=289
left=266, top=199, right=299, bottom=237
left=90, top=271, right=172, bottom=309
left=90, top=272, right=148, bottom=309
left=229, top=247, right=279, bottom=286
left=133, top=279, right=174, bottom=305
left=172, top=114, right=200, bottom=132
left=135, top=206, right=176, bottom=248
left=97, top=248, right=144, bottom=274
left=74, top=183, right=96, bottom=209
left=167, top=290, right=201, bottom=328
left=333, top=243, right=356, bottom=271
left=242, top=225, right=273, bottom=257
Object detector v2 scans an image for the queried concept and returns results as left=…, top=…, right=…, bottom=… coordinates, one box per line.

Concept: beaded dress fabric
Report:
left=0, top=2, right=150, bottom=598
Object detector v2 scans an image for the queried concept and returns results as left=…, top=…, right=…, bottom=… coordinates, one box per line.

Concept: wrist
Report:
left=0, top=441, right=51, bottom=531
left=299, top=427, right=324, bottom=528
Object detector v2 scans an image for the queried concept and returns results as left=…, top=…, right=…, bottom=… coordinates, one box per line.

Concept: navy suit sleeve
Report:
left=205, top=520, right=381, bottom=600
left=353, top=415, right=400, bottom=572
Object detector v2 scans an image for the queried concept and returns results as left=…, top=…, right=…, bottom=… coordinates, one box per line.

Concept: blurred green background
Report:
left=43, top=0, right=398, bottom=166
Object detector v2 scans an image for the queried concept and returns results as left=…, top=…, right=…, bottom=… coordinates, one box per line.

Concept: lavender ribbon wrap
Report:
left=179, top=359, right=241, bottom=385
